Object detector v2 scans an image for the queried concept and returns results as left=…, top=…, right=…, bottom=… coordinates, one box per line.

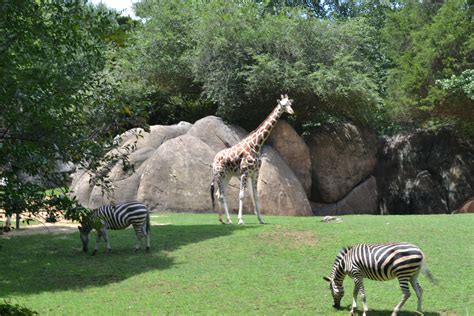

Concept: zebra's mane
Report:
left=338, top=246, right=352, bottom=256
left=332, top=246, right=353, bottom=266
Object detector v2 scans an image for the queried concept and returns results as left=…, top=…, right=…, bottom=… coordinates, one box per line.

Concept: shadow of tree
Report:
left=0, top=224, right=256, bottom=296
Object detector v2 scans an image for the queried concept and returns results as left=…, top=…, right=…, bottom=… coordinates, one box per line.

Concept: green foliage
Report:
left=188, top=2, right=383, bottom=130
left=1, top=214, right=472, bottom=314
left=0, top=301, right=37, bottom=316
left=122, top=0, right=471, bottom=136
left=0, top=2, right=148, bottom=218
left=437, top=69, right=474, bottom=100
left=383, top=0, right=473, bottom=132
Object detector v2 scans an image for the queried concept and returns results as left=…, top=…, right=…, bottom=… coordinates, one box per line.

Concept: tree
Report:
left=189, top=1, right=382, bottom=131
left=0, top=2, right=147, bottom=222
left=382, top=0, right=473, bottom=133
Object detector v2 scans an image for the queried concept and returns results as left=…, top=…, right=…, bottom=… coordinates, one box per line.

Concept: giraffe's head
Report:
left=277, top=94, right=294, bottom=115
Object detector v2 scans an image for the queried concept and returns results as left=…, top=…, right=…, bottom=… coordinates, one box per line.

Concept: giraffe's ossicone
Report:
left=210, top=94, right=294, bottom=225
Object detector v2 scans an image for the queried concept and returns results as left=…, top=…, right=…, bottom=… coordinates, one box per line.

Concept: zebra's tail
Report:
left=146, top=211, right=151, bottom=234
left=421, top=261, right=437, bottom=284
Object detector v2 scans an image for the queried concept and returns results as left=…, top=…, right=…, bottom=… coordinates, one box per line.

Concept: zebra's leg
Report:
left=134, top=226, right=143, bottom=252
left=391, top=278, right=411, bottom=316
left=92, top=230, right=102, bottom=256
left=350, top=283, right=359, bottom=315
left=102, top=228, right=111, bottom=253
left=249, top=173, right=264, bottom=224
left=237, top=173, right=248, bottom=225
left=353, top=276, right=368, bottom=316
left=410, top=276, right=423, bottom=314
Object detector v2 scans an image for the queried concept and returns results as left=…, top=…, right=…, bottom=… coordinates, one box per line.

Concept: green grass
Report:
left=1, top=213, right=473, bottom=315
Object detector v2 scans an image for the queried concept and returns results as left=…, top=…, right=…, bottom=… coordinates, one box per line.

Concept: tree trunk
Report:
left=16, top=212, right=20, bottom=229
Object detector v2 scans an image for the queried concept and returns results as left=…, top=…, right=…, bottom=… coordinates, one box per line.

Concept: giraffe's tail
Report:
left=210, top=180, right=215, bottom=211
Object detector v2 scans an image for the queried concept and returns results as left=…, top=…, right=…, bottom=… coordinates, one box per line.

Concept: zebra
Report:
left=78, top=201, right=151, bottom=255
left=323, top=243, right=435, bottom=316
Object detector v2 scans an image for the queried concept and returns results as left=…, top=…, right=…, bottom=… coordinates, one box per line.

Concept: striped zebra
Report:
left=78, top=201, right=150, bottom=255
left=323, top=243, right=435, bottom=316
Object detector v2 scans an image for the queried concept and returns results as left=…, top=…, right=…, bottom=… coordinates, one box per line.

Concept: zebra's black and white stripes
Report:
left=78, top=201, right=150, bottom=255
left=324, top=243, right=433, bottom=316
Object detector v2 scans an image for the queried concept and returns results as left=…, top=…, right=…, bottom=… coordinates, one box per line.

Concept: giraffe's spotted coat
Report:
left=210, top=94, right=294, bottom=224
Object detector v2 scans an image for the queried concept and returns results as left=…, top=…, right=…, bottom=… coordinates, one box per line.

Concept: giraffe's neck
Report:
left=245, top=104, right=284, bottom=153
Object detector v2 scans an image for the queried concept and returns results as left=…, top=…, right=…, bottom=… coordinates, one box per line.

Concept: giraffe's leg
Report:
left=410, top=275, right=423, bottom=314
left=217, top=176, right=232, bottom=224
left=391, top=278, right=411, bottom=316
left=249, top=173, right=264, bottom=224
left=237, top=173, right=248, bottom=225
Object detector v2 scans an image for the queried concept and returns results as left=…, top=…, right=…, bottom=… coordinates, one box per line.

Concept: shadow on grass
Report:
left=365, top=311, right=440, bottom=316
left=339, top=305, right=440, bottom=316
left=0, top=224, right=256, bottom=296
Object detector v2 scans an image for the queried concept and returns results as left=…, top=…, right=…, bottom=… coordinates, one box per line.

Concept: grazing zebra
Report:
left=78, top=201, right=150, bottom=255
left=323, top=243, right=435, bottom=316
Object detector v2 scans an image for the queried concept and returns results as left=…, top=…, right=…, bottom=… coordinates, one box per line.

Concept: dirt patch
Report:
left=1, top=219, right=169, bottom=237
left=1, top=222, right=78, bottom=237
left=259, top=226, right=318, bottom=248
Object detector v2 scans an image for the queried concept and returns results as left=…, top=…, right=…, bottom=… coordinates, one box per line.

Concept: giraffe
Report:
left=210, top=94, right=294, bottom=225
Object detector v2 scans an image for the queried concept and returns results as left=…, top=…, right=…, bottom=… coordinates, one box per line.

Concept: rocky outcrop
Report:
left=376, top=129, right=474, bottom=214
left=268, top=120, right=312, bottom=196
left=456, top=198, right=474, bottom=213
left=311, top=176, right=378, bottom=216
left=307, top=123, right=378, bottom=203
left=71, top=122, right=192, bottom=209
left=70, top=117, right=473, bottom=216
left=136, top=134, right=217, bottom=212
left=187, top=116, right=246, bottom=151
left=257, top=147, right=312, bottom=216
left=70, top=117, right=312, bottom=216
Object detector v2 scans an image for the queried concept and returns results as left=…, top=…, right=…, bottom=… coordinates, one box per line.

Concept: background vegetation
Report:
left=1, top=213, right=473, bottom=315
left=1, top=0, right=473, bottom=219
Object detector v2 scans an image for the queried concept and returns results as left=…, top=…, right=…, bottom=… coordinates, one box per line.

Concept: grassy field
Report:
left=1, top=213, right=472, bottom=315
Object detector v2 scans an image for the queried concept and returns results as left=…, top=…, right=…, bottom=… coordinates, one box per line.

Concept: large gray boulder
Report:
left=122, top=122, right=192, bottom=150
left=376, top=129, right=474, bottom=214
left=187, top=116, right=246, bottom=151
left=71, top=122, right=191, bottom=208
left=312, top=176, right=378, bottom=215
left=70, top=170, right=93, bottom=206
left=268, top=120, right=312, bottom=196
left=307, top=123, right=378, bottom=203
left=257, top=146, right=312, bottom=216
left=136, top=134, right=219, bottom=212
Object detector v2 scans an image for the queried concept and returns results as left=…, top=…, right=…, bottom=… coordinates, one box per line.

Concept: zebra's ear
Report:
left=323, top=276, right=331, bottom=282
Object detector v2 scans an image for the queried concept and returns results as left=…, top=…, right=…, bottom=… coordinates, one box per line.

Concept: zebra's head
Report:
left=78, top=222, right=92, bottom=252
left=324, top=247, right=350, bottom=309
left=323, top=276, right=344, bottom=309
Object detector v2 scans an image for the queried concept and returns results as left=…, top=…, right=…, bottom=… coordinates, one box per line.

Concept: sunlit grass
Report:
left=1, top=213, right=472, bottom=315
